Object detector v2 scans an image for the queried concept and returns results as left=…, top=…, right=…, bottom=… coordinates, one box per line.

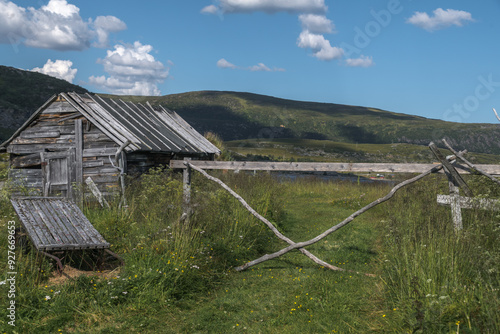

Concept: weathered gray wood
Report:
left=42, top=101, right=77, bottom=114
left=437, top=194, right=500, bottom=211
left=11, top=137, right=58, bottom=144
left=82, top=174, right=119, bottom=183
left=11, top=197, right=110, bottom=251
left=10, top=200, right=43, bottom=250
left=63, top=93, right=141, bottom=151
left=44, top=199, right=84, bottom=245
left=101, top=97, right=165, bottom=151
left=82, top=160, right=104, bottom=168
left=187, top=162, right=353, bottom=274
left=83, top=167, right=118, bottom=175
left=23, top=125, right=74, bottom=135
left=429, top=142, right=473, bottom=197
left=235, top=162, right=448, bottom=271
left=57, top=113, right=81, bottom=123
left=170, top=160, right=500, bottom=175
left=7, top=143, right=74, bottom=154
left=444, top=168, right=463, bottom=230
left=10, top=153, right=41, bottom=168
left=82, top=147, right=118, bottom=157
left=183, top=158, right=192, bottom=218
left=22, top=199, right=57, bottom=246
left=20, top=131, right=60, bottom=139
left=75, top=120, right=83, bottom=204
left=85, top=177, right=110, bottom=208
left=159, top=105, right=220, bottom=154
left=442, top=139, right=500, bottom=187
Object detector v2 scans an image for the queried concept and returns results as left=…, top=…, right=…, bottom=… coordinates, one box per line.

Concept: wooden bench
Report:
left=11, top=197, right=122, bottom=273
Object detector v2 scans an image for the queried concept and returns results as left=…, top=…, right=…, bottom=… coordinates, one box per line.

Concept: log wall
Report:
left=7, top=99, right=121, bottom=197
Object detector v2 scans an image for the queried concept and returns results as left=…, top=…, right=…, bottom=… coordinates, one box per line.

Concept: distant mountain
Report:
left=2, top=64, right=499, bottom=156
left=0, top=65, right=88, bottom=141
left=110, top=91, right=500, bottom=155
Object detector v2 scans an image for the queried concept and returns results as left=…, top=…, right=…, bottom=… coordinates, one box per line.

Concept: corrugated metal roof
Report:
left=63, top=92, right=221, bottom=155
left=11, top=197, right=110, bottom=251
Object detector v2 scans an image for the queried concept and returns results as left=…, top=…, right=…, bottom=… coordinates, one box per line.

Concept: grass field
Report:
left=226, top=138, right=500, bottom=164
left=0, top=167, right=499, bottom=333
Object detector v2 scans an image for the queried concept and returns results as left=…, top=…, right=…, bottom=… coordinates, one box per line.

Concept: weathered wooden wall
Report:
left=7, top=98, right=121, bottom=197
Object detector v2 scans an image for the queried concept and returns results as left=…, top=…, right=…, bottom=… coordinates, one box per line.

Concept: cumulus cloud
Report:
left=299, top=14, right=334, bottom=34
left=0, top=0, right=126, bottom=51
left=0, top=0, right=25, bottom=44
left=297, top=30, right=343, bottom=61
left=345, top=55, right=374, bottom=68
left=32, top=59, right=78, bottom=83
left=208, top=0, right=327, bottom=14
left=93, top=16, right=127, bottom=48
left=201, top=4, right=218, bottom=14
left=217, top=58, right=237, bottom=69
left=406, top=8, right=474, bottom=32
left=217, top=58, right=285, bottom=72
left=89, top=41, right=169, bottom=96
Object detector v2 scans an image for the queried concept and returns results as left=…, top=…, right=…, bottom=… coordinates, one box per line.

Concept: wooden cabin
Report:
left=0, top=92, right=220, bottom=200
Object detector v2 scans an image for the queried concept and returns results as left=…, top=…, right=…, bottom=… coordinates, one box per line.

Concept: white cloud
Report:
left=217, top=58, right=237, bottom=69
left=209, top=0, right=327, bottom=14
left=93, top=16, right=127, bottom=48
left=217, top=58, right=285, bottom=72
left=297, top=30, right=343, bottom=61
left=0, top=0, right=126, bottom=51
left=0, top=0, right=26, bottom=44
left=32, top=59, right=77, bottom=83
left=250, top=63, right=271, bottom=71
left=89, top=41, right=169, bottom=96
left=42, top=0, right=78, bottom=17
left=406, top=8, right=474, bottom=32
left=201, top=5, right=218, bottom=14
left=299, top=14, right=334, bottom=34
left=345, top=55, right=374, bottom=68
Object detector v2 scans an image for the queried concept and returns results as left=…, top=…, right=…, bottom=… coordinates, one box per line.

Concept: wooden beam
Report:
left=429, top=142, right=473, bottom=197
left=75, top=119, right=83, bottom=205
left=169, top=160, right=500, bottom=175
left=182, top=157, right=192, bottom=220
left=437, top=195, right=500, bottom=211
left=85, top=177, right=110, bottom=208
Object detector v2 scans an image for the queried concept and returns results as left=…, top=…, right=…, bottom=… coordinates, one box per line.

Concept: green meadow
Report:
left=0, top=162, right=499, bottom=333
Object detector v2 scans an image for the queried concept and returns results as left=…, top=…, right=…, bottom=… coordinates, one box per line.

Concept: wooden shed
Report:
left=0, top=92, right=220, bottom=200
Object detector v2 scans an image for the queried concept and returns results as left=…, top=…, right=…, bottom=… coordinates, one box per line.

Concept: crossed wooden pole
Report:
left=184, top=141, right=499, bottom=272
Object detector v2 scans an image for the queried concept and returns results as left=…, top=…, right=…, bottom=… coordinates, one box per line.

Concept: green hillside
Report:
left=109, top=91, right=500, bottom=155
left=0, top=65, right=88, bottom=141
left=1, top=64, right=499, bottom=159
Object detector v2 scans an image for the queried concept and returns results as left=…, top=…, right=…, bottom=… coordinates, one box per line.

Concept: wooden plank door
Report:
left=41, top=149, right=76, bottom=198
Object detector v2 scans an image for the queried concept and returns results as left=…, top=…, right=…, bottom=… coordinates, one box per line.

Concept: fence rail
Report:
left=170, top=160, right=500, bottom=175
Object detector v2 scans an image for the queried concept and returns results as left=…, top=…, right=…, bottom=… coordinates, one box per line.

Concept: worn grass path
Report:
left=158, top=180, right=390, bottom=334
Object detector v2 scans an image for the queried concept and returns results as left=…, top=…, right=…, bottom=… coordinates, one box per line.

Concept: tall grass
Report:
left=1, top=165, right=499, bottom=332
left=378, top=175, right=500, bottom=333
left=0, top=167, right=285, bottom=332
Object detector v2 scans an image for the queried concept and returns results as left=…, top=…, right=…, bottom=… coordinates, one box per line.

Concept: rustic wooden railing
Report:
left=170, top=143, right=500, bottom=273
left=170, top=160, right=500, bottom=175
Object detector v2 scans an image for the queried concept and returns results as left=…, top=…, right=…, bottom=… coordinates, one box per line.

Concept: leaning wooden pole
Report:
left=234, top=162, right=449, bottom=271
left=185, top=162, right=349, bottom=273
left=442, top=138, right=500, bottom=187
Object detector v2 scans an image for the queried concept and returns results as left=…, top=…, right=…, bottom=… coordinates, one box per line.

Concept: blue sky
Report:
left=1, top=0, right=499, bottom=124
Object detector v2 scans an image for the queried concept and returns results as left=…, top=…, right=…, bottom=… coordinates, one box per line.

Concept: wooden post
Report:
left=75, top=119, right=83, bottom=206
left=444, top=169, right=463, bottom=230
left=182, top=157, right=192, bottom=220
left=85, top=176, right=110, bottom=208
left=429, top=142, right=473, bottom=197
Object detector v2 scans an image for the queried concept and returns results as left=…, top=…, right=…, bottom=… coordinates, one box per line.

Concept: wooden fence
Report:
left=170, top=160, right=500, bottom=175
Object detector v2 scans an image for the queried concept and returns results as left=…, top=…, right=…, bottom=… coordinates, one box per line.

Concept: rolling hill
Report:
left=0, top=65, right=88, bottom=140
left=109, top=90, right=500, bottom=156
left=1, top=65, right=500, bottom=161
